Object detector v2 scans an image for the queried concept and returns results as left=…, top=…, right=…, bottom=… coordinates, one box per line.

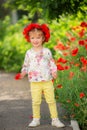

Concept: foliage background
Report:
left=0, top=12, right=87, bottom=72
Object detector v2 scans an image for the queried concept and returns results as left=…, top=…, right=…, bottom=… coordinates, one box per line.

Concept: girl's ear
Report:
left=42, top=36, right=45, bottom=42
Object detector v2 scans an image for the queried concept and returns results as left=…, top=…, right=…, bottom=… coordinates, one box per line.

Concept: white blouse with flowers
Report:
left=21, top=48, right=57, bottom=82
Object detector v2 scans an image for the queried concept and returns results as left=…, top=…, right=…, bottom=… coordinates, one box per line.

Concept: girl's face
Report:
left=29, top=29, right=45, bottom=48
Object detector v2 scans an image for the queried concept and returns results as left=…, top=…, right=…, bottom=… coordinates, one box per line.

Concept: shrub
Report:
left=0, top=16, right=31, bottom=72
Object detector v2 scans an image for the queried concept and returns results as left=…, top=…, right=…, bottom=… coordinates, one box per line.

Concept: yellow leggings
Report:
left=30, top=80, right=58, bottom=119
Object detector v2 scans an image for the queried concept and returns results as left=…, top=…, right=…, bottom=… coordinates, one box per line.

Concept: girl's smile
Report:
left=29, top=30, right=45, bottom=50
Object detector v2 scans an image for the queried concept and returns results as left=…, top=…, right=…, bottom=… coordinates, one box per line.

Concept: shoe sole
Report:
left=28, top=124, right=40, bottom=128
left=52, top=124, right=65, bottom=128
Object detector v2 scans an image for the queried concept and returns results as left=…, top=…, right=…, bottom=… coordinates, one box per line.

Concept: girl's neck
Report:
left=32, top=46, right=43, bottom=52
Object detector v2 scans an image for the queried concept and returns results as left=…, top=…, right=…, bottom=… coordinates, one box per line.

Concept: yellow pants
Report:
left=30, top=80, right=58, bottom=119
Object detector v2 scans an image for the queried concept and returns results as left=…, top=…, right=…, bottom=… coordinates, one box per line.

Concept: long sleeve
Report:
left=21, top=51, right=29, bottom=74
left=47, top=49, right=57, bottom=74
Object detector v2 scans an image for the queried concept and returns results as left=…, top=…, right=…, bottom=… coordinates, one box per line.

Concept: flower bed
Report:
left=54, top=21, right=87, bottom=130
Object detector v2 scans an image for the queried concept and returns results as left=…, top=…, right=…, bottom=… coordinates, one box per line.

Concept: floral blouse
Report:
left=21, top=48, right=57, bottom=82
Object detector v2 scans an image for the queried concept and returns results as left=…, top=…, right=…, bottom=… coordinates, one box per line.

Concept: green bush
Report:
left=0, top=16, right=31, bottom=72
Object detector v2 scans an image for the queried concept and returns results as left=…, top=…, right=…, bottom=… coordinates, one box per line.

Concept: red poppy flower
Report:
left=64, top=65, right=70, bottom=70
left=71, top=48, right=78, bottom=56
left=78, top=29, right=85, bottom=37
left=72, top=26, right=79, bottom=30
left=70, top=61, right=74, bottom=65
left=78, top=40, right=85, bottom=46
left=54, top=43, right=65, bottom=50
left=85, top=44, right=87, bottom=50
left=66, top=32, right=72, bottom=37
left=54, top=42, right=69, bottom=51
left=57, top=84, right=63, bottom=88
left=57, top=58, right=67, bottom=64
left=80, top=57, right=85, bottom=63
left=70, top=37, right=76, bottom=42
left=85, top=39, right=87, bottom=42
left=69, top=72, right=74, bottom=79
left=63, top=52, right=69, bottom=56
left=80, top=92, right=85, bottom=98
left=74, top=103, right=80, bottom=107
left=52, top=79, right=54, bottom=83
left=74, top=63, right=80, bottom=67
left=81, top=66, right=87, bottom=72
left=80, top=57, right=87, bottom=65
left=67, top=99, right=71, bottom=103
left=15, top=73, right=21, bottom=80
left=57, top=64, right=65, bottom=71
left=80, top=22, right=87, bottom=27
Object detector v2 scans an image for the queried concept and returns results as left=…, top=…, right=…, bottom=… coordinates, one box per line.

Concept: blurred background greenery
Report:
left=0, top=0, right=87, bottom=72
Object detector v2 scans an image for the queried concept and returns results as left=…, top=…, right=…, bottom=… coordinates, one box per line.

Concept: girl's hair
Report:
left=23, top=23, right=50, bottom=43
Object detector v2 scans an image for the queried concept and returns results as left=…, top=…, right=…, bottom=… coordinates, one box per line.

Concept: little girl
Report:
left=20, top=23, right=64, bottom=128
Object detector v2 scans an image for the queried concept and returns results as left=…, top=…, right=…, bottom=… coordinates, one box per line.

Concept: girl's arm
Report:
left=47, top=49, right=57, bottom=79
left=21, top=51, right=29, bottom=78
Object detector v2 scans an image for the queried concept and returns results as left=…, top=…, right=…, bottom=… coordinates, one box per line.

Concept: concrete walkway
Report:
left=0, top=71, right=73, bottom=130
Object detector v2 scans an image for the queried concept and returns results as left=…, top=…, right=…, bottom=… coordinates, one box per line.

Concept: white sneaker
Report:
left=28, top=118, right=40, bottom=127
left=52, top=118, right=65, bottom=128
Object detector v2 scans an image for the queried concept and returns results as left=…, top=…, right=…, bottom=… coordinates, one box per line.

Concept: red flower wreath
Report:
left=23, top=23, right=50, bottom=42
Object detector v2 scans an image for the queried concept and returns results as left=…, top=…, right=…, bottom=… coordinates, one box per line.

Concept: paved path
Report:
left=0, top=71, right=73, bottom=130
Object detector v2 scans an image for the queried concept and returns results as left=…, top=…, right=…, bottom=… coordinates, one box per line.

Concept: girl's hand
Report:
left=15, top=72, right=26, bottom=80
left=52, top=72, right=57, bottom=79
left=20, top=71, right=26, bottom=79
